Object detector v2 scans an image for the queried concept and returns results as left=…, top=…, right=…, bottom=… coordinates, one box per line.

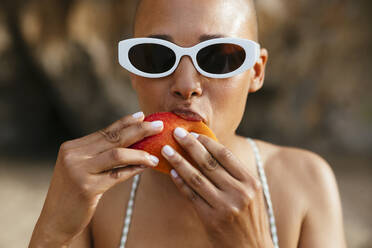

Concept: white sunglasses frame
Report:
left=118, top=37, right=260, bottom=79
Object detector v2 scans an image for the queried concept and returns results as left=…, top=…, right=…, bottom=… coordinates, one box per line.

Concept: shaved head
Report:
left=133, top=0, right=259, bottom=42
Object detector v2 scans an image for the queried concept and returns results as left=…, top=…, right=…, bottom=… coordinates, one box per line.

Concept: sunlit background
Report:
left=0, top=0, right=371, bottom=247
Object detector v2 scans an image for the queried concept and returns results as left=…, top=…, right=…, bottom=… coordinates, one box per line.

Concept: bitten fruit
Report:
left=129, top=112, right=218, bottom=174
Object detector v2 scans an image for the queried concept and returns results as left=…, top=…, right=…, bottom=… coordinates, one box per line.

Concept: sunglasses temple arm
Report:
left=255, top=45, right=261, bottom=62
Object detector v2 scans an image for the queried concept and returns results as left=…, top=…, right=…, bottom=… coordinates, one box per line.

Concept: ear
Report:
left=249, top=48, right=268, bottom=93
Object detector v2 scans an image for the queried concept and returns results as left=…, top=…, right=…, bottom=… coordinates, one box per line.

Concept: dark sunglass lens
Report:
left=197, top=43, right=246, bottom=74
left=129, top=43, right=176, bottom=73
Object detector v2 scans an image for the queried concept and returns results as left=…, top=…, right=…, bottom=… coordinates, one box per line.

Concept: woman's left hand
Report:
left=161, top=127, right=274, bottom=248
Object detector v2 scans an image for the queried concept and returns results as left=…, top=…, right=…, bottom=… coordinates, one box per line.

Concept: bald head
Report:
left=133, top=0, right=259, bottom=42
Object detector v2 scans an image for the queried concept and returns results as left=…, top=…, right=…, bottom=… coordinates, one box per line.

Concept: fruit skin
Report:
left=129, top=112, right=218, bottom=174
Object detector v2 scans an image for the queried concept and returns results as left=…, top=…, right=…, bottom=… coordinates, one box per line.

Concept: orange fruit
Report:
left=129, top=112, right=218, bottom=174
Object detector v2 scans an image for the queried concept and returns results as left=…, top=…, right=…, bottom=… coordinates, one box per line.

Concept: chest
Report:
left=92, top=185, right=303, bottom=248
left=123, top=209, right=213, bottom=248
left=92, top=202, right=212, bottom=247
left=91, top=179, right=213, bottom=248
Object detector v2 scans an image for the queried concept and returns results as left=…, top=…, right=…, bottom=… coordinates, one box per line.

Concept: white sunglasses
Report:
left=118, top=37, right=260, bottom=79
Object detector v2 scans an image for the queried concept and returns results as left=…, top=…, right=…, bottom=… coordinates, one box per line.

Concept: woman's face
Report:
left=131, top=0, right=268, bottom=143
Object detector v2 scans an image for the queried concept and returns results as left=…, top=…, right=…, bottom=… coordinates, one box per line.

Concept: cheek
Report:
left=132, top=77, right=166, bottom=112
left=212, top=76, right=250, bottom=110
left=208, top=75, right=250, bottom=133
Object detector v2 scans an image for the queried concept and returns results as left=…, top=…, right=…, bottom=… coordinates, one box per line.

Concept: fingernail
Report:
left=190, top=132, right=199, bottom=139
left=132, top=111, right=144, bottom=118
left=162, top=145, right=174, bottom=156
left=151, top=121, right=163, bottom=129
left=149, top=155, right=159, bottom=166
left=171, top=169, right=178, bottom=178
left=174, top=127, right=187, bottom=138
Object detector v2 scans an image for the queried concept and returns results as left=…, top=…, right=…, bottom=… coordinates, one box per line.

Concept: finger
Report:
left=173, top=127, right=236, bottom=190
left=81, top=119, right=164, bottom=156
left=61, top=111, right=145, bottom=150
left=170, top=169, right=212, bottom=211
left=161, top=145, right=220, bottom=208
left=84, top=147, right=159, bottom=174
left=95, top=164, right=146, bottom=192
left=197, top=134, right=249, bottom=181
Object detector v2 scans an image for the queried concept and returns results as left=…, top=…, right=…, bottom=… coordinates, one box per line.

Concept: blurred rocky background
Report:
left=0, top=0, right=371, bottom=247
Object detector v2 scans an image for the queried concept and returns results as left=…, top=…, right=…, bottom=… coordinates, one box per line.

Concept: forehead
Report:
left=134, top=0, right=255, bottom=46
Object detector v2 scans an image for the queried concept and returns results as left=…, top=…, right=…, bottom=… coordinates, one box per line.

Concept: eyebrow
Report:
left=199, top=34, right=226, bottom=41
left=147, top=34, right=173, bottom=41
left=146, top=34, right=227, bottom=42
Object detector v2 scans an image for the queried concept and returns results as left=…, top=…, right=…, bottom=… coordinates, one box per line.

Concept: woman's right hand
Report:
left=29, top=111, right=163, bottom=247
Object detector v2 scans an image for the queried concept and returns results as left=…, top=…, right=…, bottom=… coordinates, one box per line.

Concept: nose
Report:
left=170, top=56, right=202, bottom=100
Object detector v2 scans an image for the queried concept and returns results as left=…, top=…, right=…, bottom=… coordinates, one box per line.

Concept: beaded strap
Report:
left=247, top=138, right=279, bottom=248
left=119, top=174, right=141, bottom=248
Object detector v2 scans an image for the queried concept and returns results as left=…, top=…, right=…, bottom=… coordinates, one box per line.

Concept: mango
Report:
left=129, top=112, right=218, bottom=174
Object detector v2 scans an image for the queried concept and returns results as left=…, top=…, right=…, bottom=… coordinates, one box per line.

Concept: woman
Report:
left=29, top=0, right=347, bottom=247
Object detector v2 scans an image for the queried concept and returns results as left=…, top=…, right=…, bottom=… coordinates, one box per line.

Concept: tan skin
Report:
left=29, top=0, right=347, bottom=247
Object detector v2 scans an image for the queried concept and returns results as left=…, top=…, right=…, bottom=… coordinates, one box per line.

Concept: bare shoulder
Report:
left=243, top=139, right=346, bottom=246
left=249, top=138, right=342, bottom=216
left=254, top=139, right=337, bottom=196
left=253, top=139, right=345, bottom=242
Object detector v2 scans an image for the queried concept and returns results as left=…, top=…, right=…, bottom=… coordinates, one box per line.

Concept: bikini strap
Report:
left=119, top=174, right=141, bottom=248
left=246, top=137, right=279, bottom=248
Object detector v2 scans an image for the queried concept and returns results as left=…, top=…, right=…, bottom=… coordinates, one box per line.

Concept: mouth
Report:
left=171, top=109, right=206, bottom=124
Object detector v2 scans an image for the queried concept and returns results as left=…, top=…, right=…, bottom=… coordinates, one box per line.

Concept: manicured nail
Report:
left=149, top=155, right=159, bottom=166
left=171, top=169, right=178, bottom=178
left=190, top=132, right=199, bottom=139
left=174, top=127, right=187, bottom=138
left=151, top=121, right=163, bottom=129
left=162, top=145, right=174, bottom=156
left=132, top=111, right=144, bottom=118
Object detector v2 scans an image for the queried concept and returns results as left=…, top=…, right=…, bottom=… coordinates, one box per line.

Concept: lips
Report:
left=171, top=109, right=206, bottom=124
